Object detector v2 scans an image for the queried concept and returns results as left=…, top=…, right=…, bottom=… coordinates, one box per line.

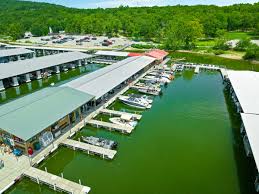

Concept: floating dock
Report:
left=23, top=167, right=91, bottom=194
left=87, top=119, right=133, bottom=134
left=62, top=139, right=117, bottom=160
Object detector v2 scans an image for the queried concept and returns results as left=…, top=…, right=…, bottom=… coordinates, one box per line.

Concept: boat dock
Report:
left=100, top=109, right=142, bottom=120
left=220, top=68, right=228, bottom=79
left=62, top=139, right=117, bottom=159
left=194, top=66, right=200, bottom=74
left=87, top=119, right=133, bottom=134
left=23, top=167, right=91, bottom=194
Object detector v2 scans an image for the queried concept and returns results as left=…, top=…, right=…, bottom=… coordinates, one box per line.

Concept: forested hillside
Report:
left=0, top=0, right=259, bottom=49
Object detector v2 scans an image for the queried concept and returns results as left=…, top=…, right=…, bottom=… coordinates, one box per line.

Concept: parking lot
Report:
left=16, top=35, right=146, bottom=50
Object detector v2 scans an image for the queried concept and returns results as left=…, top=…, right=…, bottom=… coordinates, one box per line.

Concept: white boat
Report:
left=145, top=75, right=170, bottom=84
left=128, top=94, right=153, bottom=104
left=138, top=87, right=161, bottom=96
left=82, top=136, right=117, bottom=150
left=119, top=96, right=151, bottom=109
left=109, top=115, right=137, bottom=128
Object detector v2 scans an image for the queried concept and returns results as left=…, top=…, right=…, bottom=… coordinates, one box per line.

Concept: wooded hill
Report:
left=0, top=0, right=259, bottom=49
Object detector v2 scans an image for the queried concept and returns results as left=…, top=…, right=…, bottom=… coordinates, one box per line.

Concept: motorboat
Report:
left=109, top=115, right=137, bottom=128
left=175, top=64, right=184, bottom=72
left=128, top=94, right=153, bottom=104
left=138, top=86, right=161, bottom=96
left=119, top=95, right=151, bottom=109
left=82, top=136, right=117, bottom=150
left=145, top=75, right=170, bottom=84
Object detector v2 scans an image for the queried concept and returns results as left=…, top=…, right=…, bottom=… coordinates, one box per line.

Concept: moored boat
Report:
left=119, top=95, right=151, bottom=109
left=109, top=115, right=137, bottom=128
left=82, top=136, right=117, bottom=150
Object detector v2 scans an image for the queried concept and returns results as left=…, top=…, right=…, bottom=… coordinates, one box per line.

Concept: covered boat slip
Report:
left=0, top=87, right=94, bottom=153
left=94, top=51, right=129, bottom=57
left=0, top=51, right=92, bottom=80
left=62, top=56, right=156, bottom=100
left=0, top=51, right=92, bottom=90
left=227, top=70, right=259, bottom=114
left=226, top=70, right=259, bottom=191
left=240, top=114, right=259, bottom=191
left=0, top=48, right=35, bottom=63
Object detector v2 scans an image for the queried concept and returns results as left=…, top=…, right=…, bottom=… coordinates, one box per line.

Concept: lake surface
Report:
left=6, top=71, right=255, bottom=194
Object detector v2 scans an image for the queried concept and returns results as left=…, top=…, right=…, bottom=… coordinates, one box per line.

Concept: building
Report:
left=145, top=49, right=169, bottom=62
left=93, top=51, right=130, bottom=64
left=0, top=48, right=35, bottom=63
left=224, top=70, right=259, bottom=191
left=62, top=56, right=156, bottom=103
left=0, top=51, right=92, bottom=91
left=0, top=87, right=94, bottom=155
left=0, top=54, right=158, bottom=157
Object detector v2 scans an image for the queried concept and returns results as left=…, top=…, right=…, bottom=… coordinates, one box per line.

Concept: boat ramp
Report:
left=23, top=167, right=91, bottom=194
left=100, top=109, right=142, bottom=120
left=87, top=119, right=133, bottom=134
left=62, top=139, right=117, bottom=160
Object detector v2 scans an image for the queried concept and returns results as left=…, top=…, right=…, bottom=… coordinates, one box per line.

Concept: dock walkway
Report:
left=100, top=109, right=142, bottom=120
left=23, top=167, right=91, bottom=194
left=62, top=139, right=117, bottom=159
left=87, top=119, right=133, bottom=134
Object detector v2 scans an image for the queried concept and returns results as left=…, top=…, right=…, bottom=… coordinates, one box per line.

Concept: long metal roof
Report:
left=95, top=50, right=129, bottom=57
left=0, top=52, right=92, bottom=80
left=7, top=45, right=89, bottom=52
left=0, top=48, right=34, bottom=58
left=227, top=70, right=259, bottom=114
left=0, top=87, right=94, bottom=141
left=241, top=113, right=259, bottom=171
left=62, top=56, right=156, bottom=99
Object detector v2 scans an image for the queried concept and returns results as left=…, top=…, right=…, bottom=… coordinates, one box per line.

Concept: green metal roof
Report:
left=0, top=87, right=94, bottom=141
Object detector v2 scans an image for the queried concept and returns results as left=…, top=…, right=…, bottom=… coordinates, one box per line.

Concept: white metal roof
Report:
left=0, top=52, right=92, bottom=80
left=0, top=48, right=34, bottom=58
left=7, top=45, right=88, bottom=52
left=95, top=50, right=129, bottom=57
left=241, top=113, right=259, bottom=171
left=62, top=56, right=156, bottom=99
left=227, top=70, right=259, bottom=114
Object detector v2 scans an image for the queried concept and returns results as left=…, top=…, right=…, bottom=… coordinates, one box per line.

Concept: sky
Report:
left=30, top=0, right=259, bottom=8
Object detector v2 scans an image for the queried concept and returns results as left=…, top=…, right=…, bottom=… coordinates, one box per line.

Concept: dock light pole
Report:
left=45, top=167, right=48, bottom=173
left=79, top=179, right=81, bottom=185
left=61, top=173, right=63, bottom=178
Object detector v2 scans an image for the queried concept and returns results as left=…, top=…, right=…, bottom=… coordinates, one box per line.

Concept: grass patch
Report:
left=196, top=39, right=215, bottom=47
left=171, top=51, right=259, bottom=71
left=225, top=31, right=251, bottom=40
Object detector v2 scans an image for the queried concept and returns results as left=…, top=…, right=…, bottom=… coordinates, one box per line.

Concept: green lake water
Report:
left=0, top=63, right=105, bottom=105
left=6, top=71, right=256, bottom=194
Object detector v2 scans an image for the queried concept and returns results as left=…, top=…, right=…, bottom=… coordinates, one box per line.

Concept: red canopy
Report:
left=128, top=52, right=143, bottom=57
left=145, top=49, right=169, bottom=60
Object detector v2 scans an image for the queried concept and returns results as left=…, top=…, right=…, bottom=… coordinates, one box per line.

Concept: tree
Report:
left=234, top=38, right=251, bottom=51
left=243, top=44, right=259, bottom=60
left=6, top=23, right=23, bottom=40
left=164, top=19, right=203, bottom=50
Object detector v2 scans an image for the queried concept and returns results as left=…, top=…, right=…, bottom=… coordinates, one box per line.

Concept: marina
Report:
left=6, top=70, right=255, bottom=194
left=0, top=47, right=258, bottom=194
